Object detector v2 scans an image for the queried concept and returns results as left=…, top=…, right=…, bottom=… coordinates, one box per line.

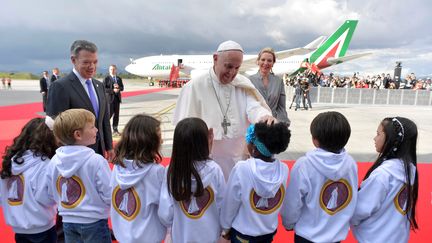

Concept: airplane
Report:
left=125, top=20, right=370, bottom=79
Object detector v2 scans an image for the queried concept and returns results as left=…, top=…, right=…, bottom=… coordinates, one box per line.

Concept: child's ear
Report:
left=312, top=138, right=320, bottom=148
left=250, top=144, right=259, bottom=157
left=73, top=130, right=82, bottom=142
left=208, top=128, right=214, bottom=151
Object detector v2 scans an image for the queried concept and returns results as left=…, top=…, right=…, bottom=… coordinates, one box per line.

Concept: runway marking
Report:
left=154, top=102, right=176, bottom=117
left=112, top=102, right=176, bottom=142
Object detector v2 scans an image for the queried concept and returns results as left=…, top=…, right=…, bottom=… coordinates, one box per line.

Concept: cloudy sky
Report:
left=1, top=0, right=431, bottom=77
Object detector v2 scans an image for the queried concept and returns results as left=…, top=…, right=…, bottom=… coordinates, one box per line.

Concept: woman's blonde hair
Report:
left=257, top=47, right=276, bottom=63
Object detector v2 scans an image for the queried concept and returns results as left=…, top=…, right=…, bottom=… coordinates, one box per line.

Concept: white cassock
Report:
left=173, top=68, right=271, bottom=179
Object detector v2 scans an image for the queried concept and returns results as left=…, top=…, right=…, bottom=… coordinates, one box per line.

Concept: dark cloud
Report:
left=1, top=0, right=431, bottom=75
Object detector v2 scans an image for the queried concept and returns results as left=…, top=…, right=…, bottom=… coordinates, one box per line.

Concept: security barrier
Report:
left=286, top=86, right=432, bottom=106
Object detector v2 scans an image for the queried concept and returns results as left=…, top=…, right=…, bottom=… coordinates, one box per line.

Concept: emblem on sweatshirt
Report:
left=250, top=185, right=285, bottom=214
left=7, top=175, right=24, bottom=206
left=56, top=176, right=86, bottom=209
left=180, top=187, right=214, bottom=219
left=319, top=179, right=352, bottom=215
left=394, top=184, right=408, bottom=215
left=112, top=186, right=141, bottom=221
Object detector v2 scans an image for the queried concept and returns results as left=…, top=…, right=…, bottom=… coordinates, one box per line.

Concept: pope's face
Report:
left=71, top=50, right=98, bottom=79
left=213, top=50, right=243, bottom=84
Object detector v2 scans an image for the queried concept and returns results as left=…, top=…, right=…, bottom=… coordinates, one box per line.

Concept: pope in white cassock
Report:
left=173, top=40, right=276, bottom=179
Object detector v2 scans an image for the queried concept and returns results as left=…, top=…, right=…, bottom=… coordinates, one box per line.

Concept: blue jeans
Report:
left=15, top=226, right=57, bottom=243
left=63, top=219, right=111, bottom=243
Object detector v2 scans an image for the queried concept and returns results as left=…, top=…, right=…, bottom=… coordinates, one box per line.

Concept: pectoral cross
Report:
left=222, top=117, right=231, bottom=135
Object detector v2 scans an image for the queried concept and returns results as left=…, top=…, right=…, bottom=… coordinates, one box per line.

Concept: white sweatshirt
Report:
left=0, top=150, right=57, bottom=233
left=158, top=160, right=226, bottom=243
left=351, top=159, right=416, bottom=243
left=37, top=145, right=111, bottom=224
left=110, top=159, right=167, bottom=243
left=281, top=148, right=358, bottom=242
left=220, top=157, right=288, bottom=236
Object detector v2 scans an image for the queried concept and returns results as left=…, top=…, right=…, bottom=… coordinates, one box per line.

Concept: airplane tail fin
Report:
left=309, top=20, right=358, bottom=69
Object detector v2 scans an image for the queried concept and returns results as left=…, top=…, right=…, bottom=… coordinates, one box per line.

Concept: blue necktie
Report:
left=85, top=79, right=99, bottom=119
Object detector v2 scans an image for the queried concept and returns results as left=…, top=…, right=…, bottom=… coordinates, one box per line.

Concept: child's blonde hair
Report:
left=53, top=109, right=95, bottom=145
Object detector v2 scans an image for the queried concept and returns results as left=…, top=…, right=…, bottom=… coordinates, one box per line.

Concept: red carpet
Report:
left=1, top=89, right=431, bottom=242
left=122, top=87, right=171, bottom=98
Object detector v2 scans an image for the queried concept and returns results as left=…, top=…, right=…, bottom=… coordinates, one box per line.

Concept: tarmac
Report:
left=1, top=79, right=431, bottom=163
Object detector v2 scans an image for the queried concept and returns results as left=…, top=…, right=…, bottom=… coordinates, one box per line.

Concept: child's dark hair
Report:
left=310, top=111, right=351, bottom=153
left=1, top=117, right=57, bottom=179
left=168, top=117, right=210, bottom=201
left=254, top=122, right=291, bottom=155
left=113, top=114, right=162, bottom=167
left=364, top=117, right=418, bottom=229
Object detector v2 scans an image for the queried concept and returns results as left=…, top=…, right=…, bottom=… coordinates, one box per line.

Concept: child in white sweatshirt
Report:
left=351, top=117, right=419, bottom=243
left=159, top=117, right=226, bottom=243
left=38, top=109, right=112, bottom=243
left=0, top=117, right=58, bottom=243
left=220, top=121, right=291, bottom=242
left=281, top=111, right=358, bottom=243
left=110, top=114, right=167, bottom=243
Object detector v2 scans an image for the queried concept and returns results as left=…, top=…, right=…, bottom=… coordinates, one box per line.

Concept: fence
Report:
left=286, top=86, right=432, bottom=106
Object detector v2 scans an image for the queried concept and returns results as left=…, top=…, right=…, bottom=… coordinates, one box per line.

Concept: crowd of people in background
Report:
left=286, top=71, right=432, bottom=91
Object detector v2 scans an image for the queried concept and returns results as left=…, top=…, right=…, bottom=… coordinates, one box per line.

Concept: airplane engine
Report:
left=190, top=69, right=208, bottom=79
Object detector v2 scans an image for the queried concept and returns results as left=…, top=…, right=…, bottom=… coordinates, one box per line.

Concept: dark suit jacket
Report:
left=39, top=77, right=49, bottom=93
left=50, top=74, right=59, bottom=83
left=46, top=72, right=112, bottom=153
left=103, top=75, right=124, bottom=103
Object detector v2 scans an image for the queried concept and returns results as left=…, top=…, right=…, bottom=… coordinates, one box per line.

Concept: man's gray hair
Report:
left=70, top=40, right=98, bottom=57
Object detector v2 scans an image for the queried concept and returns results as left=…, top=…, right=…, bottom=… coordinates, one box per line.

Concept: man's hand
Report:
left=105, top=149, right=115, bottom=162
left=259, top=115, right=277, bottom=125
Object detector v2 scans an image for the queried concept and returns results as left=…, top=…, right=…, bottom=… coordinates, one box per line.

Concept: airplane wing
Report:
left=276, top=36, right=326, bottom=59
left=240, top=36, right=326, bottom=72
left=327, top=52, right=373, bottom=65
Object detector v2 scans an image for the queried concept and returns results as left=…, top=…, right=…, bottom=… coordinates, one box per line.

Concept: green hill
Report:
left=0, top=72, right=39, bottom=80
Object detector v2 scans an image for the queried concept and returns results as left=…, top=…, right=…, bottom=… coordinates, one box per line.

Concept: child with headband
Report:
left=351, top=117, right=419, bottom=243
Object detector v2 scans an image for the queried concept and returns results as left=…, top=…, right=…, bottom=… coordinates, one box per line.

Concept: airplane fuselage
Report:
left=126, top=54, right=307, bottom=79
left=125, top=20, right=368, bottom=79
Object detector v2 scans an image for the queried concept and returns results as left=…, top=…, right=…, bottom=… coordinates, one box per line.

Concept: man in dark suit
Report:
left=39, top=70, right=50, bottom=112
left=46, top=40, right=113, bottom=158
left=103, top=64, right=124, bottom=136
left=50, top=67, right=60, bottom=84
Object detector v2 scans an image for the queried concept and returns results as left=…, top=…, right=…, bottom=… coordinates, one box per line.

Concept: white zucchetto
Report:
left=216, top=40, right=244, bottom=53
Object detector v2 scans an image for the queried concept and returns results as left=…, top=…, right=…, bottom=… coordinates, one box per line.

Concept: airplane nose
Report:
left=125, top=63, right=134, bottom=74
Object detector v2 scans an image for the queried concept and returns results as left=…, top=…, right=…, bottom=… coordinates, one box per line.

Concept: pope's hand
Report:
left=259, top=115, right=277, bottom=125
